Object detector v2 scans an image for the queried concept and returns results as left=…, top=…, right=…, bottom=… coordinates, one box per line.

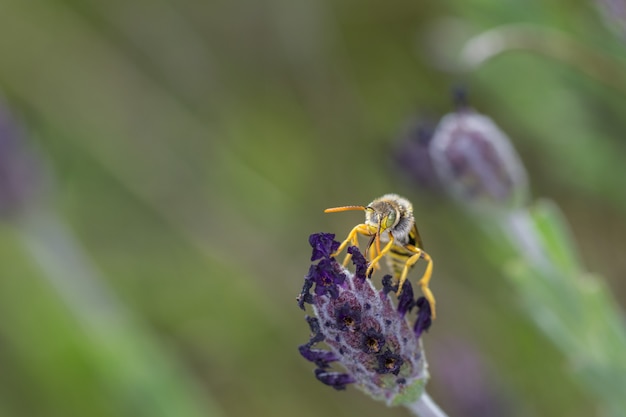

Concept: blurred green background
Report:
left=0, top=1, right=625, bottom=416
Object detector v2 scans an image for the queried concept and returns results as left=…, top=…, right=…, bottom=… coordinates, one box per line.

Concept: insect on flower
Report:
left=325, top=194, right=436, bottom=318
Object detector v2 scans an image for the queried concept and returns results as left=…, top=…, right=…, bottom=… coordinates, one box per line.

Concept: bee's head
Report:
left=323, top=198, right=402, bottom=236
left=364, top=200, right=400, bottom=235
left=324, top=195, right=408, bottom=255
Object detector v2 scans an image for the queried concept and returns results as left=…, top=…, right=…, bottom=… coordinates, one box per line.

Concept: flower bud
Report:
left=391, top=117, right=441, bottom=192
left=298, top=233, right=432, bottom=406
left=0, top=99, right=44, bottom=219
left=429, top=109, right=529, bottom=212
left=595, top=0, right=626, bottom=41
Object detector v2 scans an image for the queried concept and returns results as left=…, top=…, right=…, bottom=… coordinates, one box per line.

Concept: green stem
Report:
left=483, top=201, right=626, bottom=416
left=17, top=209, right=128, bottom=328
left=404, top=392, right=450, bottom=417
left=14, top=208, right=224, bottom=417
left=460, top=23, right=626, bottom=95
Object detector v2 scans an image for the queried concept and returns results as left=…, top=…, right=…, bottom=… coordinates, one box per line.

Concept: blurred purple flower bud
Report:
left=0, top=99, right=44, bottom=219
left=429, top=108, right=529, bottom=211
left=391, top=117, right=442, bottom=192
left=595, top=0, right=626, bottom=41
left=298, top=233, right=432, bottom=406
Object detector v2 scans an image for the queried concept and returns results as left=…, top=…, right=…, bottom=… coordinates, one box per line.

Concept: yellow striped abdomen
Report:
left=385, top=244, right=414, bottom=282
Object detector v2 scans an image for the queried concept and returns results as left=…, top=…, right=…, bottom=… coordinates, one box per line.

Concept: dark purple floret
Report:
left=397, top=281, right=416, bottom=318
left=315, top=369, right=356, bottom=390
left=414, top=297, right=432, bottom=337
left=299, top=344, right=339, bottom=368
left=305, top=316, right=325, bottom=344
left=307, top=258, right=345, bottom=299
left=347, top=245, right=368, bottom=281
left=297, top=279, right=314, bottom=310
left=309, top=233, right=340, bottom=261
left=299, top=234, right=350, bottom=308
left=335, top=303, right=362, bottom=332
left=376, top=349, right=405, bottom=376
left=361, top=328, right=386, bottom=354
left=382, top=275, right=398, bottom=295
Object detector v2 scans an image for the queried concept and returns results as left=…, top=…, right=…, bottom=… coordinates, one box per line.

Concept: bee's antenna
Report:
left=324, top=205, right=366, bottom=213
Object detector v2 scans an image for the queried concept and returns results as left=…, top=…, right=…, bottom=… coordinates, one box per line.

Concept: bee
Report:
left=325, top=194, right=436, bottom=318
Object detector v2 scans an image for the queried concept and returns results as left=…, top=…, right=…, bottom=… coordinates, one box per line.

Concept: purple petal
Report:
left=299, top=344, right=338, bottom=367
left=305, top=316, right=325, bottom=344
left=347, top=246, right=368, bottom=281
left=297, top=279, right=314, bottom=310
left=397, top=280, right=416, bottom=317
left=308, top=258, right=345, bottom=299
left=414, top=297, right=432, bottom=338
left=381, top=275, right=398, bottom=295
left=309, top=233, right=340, bottom=261
left=314, top=369, right=355, bottom=390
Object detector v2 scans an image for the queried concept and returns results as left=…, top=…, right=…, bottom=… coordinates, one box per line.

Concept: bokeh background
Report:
left=0, top=1, right=625, bottom=417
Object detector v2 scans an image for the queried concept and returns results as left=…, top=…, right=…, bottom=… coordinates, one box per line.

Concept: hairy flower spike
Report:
left=298, top=233, right=432, bottom=406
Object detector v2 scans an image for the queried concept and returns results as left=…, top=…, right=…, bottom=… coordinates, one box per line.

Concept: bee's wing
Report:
left=409, top=223, right=425, bottom=250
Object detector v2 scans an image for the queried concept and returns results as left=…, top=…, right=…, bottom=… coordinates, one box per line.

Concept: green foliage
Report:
left=0, top=1, right=625, bottom=417
left=501, top=202, right=626, bottom=417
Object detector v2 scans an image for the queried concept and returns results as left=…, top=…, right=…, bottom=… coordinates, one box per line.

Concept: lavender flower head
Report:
left=298, top=233, right=432, bottom=406
left=428, top=107, right=529, bottom=212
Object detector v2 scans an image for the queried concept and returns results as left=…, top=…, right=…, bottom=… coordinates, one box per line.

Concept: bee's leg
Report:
left=366, top=234, right=395, bottom=277
left=340, top=235, right=359, bottom=267
left=331, top=224, right=372, bottom=266
left=365, top=235, right=381, bottom=271
left=397, top=247, right=436, bottom=319
left=368, top=245, right=381, bottom=271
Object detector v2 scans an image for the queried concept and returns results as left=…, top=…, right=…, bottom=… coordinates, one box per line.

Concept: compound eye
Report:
left=386, top=211, right=396, bottom=228
left=364, top=207, right=377, bottom=225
